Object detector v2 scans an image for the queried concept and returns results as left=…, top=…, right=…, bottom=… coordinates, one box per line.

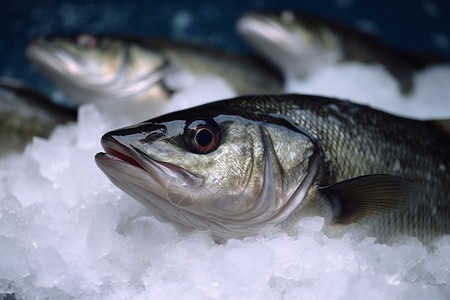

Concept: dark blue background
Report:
left=1, top=0, right=449, bottom=96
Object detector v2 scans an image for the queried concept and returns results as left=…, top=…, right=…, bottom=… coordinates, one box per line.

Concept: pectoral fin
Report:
left=318, top=174, right=427, bottom=224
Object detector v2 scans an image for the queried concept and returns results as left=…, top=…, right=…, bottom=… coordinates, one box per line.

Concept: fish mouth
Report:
left=96, top=145, right=258, bottom=240
left=26, top=37, right=82, bottom=76
left=102, top=146, right=145, bottom=171
left=99, top=134, right=176, bottom=178
left=237, top=13, right=298, bottom=53
left=95, top=134, right=218, bottom=235
left=96, top=134, right=204, bottom=205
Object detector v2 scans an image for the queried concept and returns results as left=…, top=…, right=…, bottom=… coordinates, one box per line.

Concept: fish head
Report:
left=26, top=34, right=168, bottom=104
left=95, top=95, right=320, bottom=239
left=237, top=10, right=343, bottom=78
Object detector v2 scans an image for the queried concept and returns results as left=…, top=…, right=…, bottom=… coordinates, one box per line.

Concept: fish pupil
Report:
left=183, top=119, right=220, bottom=154
left=195, top=129, right=213, bottom=147
left=77, top=34, right=97, bottom=48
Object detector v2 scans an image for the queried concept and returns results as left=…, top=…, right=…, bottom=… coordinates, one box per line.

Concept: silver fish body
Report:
left=26, top=34, right=284, bottom=107
left=0, top=78, right=76, bottom=154
left=95, top=94, right=450, bottom=243
left=237, top=11, right=440, bottom=94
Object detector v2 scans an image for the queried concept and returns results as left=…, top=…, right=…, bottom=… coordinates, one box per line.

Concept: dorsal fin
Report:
left=318, top=174, right=428, bottom=224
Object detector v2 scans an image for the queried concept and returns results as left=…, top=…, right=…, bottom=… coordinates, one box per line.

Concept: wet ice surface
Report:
left=1, top=63, right=450, bottom=299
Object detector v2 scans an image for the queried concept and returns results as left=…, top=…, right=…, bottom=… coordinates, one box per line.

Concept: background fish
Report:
left=26, top=34, right=284, bottom=108
left=0, top=78, right=76, bottom=154
left=237, top=11, right=444, bottom=94
left=95, top=94, right=450, bottom=243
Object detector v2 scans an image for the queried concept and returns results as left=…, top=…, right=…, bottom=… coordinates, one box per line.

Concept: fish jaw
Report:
left=95, top=137, right=272, bottom=240
left=98, top=132, right=205, bottom=208
left=95, top=131, right=241, bottom=235
left=26, top=37, right=83, bottom=77
left=237, top=13, right=299, bottom=53
left=95, top=151, right=213, bottom=231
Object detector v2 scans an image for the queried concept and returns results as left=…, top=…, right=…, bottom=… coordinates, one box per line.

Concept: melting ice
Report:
left=1, top=63, right=450, bottom=299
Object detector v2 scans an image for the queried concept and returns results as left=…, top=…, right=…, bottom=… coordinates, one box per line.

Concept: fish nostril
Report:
left=141, top=132, right=164, bottom=143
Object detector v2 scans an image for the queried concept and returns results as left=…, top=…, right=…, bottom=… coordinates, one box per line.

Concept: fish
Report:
left=237, top=11, right=443, bottom=94
left=26, top=33, right=284, bottom=108
left=95, top=94, right=450, bottom=243
left=0, top=78, right=76, bottom=154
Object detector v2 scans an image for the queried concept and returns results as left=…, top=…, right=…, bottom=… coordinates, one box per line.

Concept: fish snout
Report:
left=101, top=122, right=167, bottom=149
left=26, top=36, right=50, bottom=58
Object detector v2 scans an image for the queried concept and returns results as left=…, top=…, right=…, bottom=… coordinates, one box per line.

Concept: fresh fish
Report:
left=26, top=34, right=284, bottom=107
left=0, top=79, right=76, bottom=154
left=237, top=11, right=442, bottom=94
left=95, top=94, right=450, bottom=243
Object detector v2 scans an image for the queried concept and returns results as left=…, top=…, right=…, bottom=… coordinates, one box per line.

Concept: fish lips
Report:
left=237, top=13, right=298, bottom=53
left=26, top=37, right=81, bottom=76
left=95, top=134, right=204, bottom=209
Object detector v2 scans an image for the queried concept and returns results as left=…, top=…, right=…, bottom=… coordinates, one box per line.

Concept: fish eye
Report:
left=77, top=34, right=98, bottom=48
left=183, top=119, right=220, bottom=154
left=281, top=10, right=295, bottom=23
